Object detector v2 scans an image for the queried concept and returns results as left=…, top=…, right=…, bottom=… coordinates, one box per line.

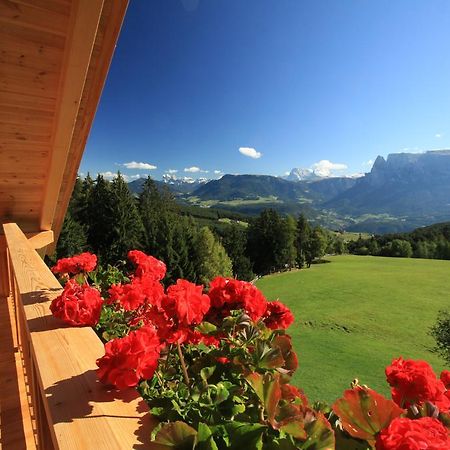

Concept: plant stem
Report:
left=177, top=343, right=190, bottom=386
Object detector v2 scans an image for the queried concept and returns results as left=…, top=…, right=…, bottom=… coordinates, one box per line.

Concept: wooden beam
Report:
left=27, top=230, right=53, bottom=250
left=3, top=222, right=153, bottom=448
left=40, top=0, right=104, bottom=231
left=48, top=0, right=129, bottom=252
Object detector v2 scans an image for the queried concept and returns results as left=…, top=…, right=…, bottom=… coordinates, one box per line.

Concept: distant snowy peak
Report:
left=285, top=167, right=363, bottom=181
left=162, top=174, right=209, bottom=186
left=285, top=168, right=322, bottom=182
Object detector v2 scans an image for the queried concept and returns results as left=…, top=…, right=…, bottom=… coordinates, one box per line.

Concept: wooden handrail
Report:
left=3, top=223, right=153, bottom=449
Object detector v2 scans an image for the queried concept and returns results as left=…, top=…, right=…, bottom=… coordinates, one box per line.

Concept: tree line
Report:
left=348, top=222, right=450, bottom=260
left=55, top=174, right=345, bottom=283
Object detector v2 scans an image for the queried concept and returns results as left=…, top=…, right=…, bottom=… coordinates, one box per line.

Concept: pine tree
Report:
left=55, top=211, right=87, bottom=260
left=296, top=213, right=311, bottom=268
left=247, top=209, right=297, bottom=274
left=69, top=174, right=94, bottom=225
left=108, top=173, right=144, bottom=263
left=86, top=175, right=115, bottom=260
left=194, top=227, right=233, bottom=285
left=221, top=224, right=254, bottom=280
left=305, top=226, right=327, bottom=267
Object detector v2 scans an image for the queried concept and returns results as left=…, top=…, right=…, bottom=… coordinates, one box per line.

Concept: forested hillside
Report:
left=54, top=175, right=346, bottom=281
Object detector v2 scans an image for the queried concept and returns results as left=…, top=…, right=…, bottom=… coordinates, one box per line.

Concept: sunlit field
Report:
left=257, top=255, right=449, bottom=403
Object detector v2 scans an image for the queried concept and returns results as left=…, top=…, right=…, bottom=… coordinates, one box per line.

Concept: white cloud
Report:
left=123, top=161, right=157, bottom=170
left=435, top=133, right=443, bottom=138
left=184, top=166, right=208, bottom=173
left=311, top=160, right=347, bottom=177
left=214, top=170, right=222, bottom=174
left=100, top=171, right=116, bottom=180
left=99, top=172, right=146, bottom=182
left=167, top=169, right=178, bottom=174
left=362, top=159, right=374, bottom=168
left=239, top=147, right=262, bottom=159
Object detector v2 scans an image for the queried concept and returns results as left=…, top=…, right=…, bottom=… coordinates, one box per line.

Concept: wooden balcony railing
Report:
left=2, top=223, right=154, bottom=449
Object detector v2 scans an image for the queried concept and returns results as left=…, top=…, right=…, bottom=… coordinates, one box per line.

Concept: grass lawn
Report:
left=256, top=255, right=449, bottom=403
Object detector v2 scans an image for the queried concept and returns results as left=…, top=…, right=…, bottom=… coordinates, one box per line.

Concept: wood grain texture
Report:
left=39, top=0, right=104, bottom=231
left=49, top=0, right=129, bottom=248
left=4, top=223, right=153, bottom=449
left=0, top=294, right=37, bottom=449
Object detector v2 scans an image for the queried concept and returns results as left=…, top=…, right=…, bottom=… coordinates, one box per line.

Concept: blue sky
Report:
left=80, top=0, right=450, bottom=181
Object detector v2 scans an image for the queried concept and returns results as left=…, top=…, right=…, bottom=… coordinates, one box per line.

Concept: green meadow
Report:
left=256, top=255, right=449, bottom=403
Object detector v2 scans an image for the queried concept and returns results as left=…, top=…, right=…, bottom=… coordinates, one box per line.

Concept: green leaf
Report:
left=334, top=427, right=372, bottom=450
left=223, top=422, right=265, bottom=449
left=246, top=372, right=282, bottom=425
left=213, top=382, right=230, bottom=404
left=196, top=423, right=219, bottom=450
left=264, top=436, right=298, bottom=450
left=153, top=421, right=197, bottom=449
left=301, top=414, right=335, bottom=450
left=259, top=347, right=285, bottom=370
left=196, top=322, right=217, bottom=334
left=332, top=387, right=404, bottom=442
left=279, top=419, right=307, bottom=440
left=200, top=366, right=216, bottom=383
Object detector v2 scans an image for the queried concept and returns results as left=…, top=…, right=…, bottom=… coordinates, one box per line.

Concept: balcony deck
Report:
left=0, top=294, right=36, bottom=449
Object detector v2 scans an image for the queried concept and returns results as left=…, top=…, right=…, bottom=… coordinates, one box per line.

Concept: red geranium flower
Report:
left=263, top=301, right=295, bottom=329
left=108, top=275, right=164, bottom=311
left=52, top=252, right=97, bottom=275
left=386, top=358, right=450, bottom=411
left=216, top=357, right=230, bottom=365
left=163, top=279, right=210, bottom=327
left=50, top=279, right=103, bottom=326
left=208, top=277, right=244, bottom=309
left=240, top=282, right=268, bottom=321
left=376, top=417, right=450, bottom=450
left=441, top=370, right=450, bottom=389
left=96, top=325, right=160, bottom=390
left=207, top=277, right=267, bottom=321
left=128, top=250, right=166, bottom=280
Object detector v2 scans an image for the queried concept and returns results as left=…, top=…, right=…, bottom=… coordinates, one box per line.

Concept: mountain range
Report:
left=129, top=150, right=450, bottom=233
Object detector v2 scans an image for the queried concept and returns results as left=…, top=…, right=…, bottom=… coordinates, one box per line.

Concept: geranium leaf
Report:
left=301, top=413, right=335, bottom=450
left=213, top=382, right=230, bottom=404
left=196, top=322, right=217, bottom=334
left=153, top=421, right=197, bottom=449
left=200, top=366, right=216, bottom=383
left=259, top=347, right=285, bottom=369
left=246, top=372, right=282, bottom=425
left=334, top=427, right=372, bottom=450
left=272, top=335, right=298, bottom=372
left=279, top=419, right=307, bottom=440
left=196, top=423, right=219, bottom=450
left=332, top=387, right=404, bottom=441
left=223, top=422, right=265, bottom=449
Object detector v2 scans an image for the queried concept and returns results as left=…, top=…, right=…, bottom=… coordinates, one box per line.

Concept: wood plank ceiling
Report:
left=0, top=0, right=128, bottom=245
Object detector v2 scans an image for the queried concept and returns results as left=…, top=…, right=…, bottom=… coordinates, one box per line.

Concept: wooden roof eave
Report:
left=40, top=0, right=128, bottom=253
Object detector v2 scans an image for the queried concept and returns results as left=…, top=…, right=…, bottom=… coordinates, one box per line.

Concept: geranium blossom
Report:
left=96, top=326, right=160, bottom=389
left=128, top=250, right=166, bottom=280
left=108, top=275, right=164, bottom=311
left=163, top=279, right=210, bottom=327
left=52, top=252, right=97, bottom=275
left=207, top=276, right=267, bottom=321
left=376, top=417, right=450, bottom=450
left=50, top=279, right=103, bottom=326
left=263, top=301, right=295, bottom=329
left=386, top=357, right=450, bottom=411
